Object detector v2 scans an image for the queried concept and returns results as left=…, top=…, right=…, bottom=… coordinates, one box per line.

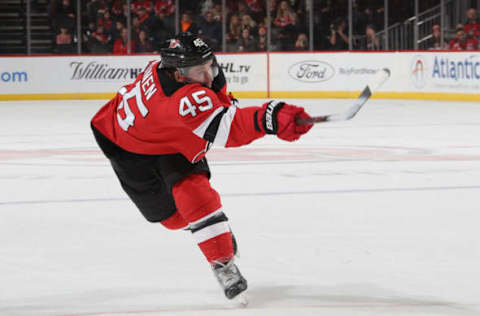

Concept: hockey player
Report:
left=90, top=32, right=313, bottom=300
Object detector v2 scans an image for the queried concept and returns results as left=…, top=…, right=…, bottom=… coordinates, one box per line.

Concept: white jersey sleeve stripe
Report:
left=213, top=106, right=237, bottom=147
left=192, top=106, right=225, bottom=140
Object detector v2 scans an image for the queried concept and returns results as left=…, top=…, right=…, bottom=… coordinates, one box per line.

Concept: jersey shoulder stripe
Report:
left=193, top=106, right=225, bottom=141
left=213, top=106, right=237, bottom=147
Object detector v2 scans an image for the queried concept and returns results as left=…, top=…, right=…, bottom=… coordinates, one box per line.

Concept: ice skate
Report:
left=231, top=231, right=239, bottom=257
left=213, top=260, right=248, bottom=304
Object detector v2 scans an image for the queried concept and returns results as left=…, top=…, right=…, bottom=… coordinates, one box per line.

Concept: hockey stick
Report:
left=295, top=68, right=391, bottom=125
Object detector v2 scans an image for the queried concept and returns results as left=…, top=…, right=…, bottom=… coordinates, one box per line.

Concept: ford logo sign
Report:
left=288, top=60, right=335, bottom=83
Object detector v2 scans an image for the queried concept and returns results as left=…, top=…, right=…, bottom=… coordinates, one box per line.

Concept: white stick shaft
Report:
left=369, top=68, right=391, bottom=92
left=295, top=68, right=391, bottom=125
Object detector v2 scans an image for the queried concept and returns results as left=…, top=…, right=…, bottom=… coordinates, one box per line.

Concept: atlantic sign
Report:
left=410, top=54, right=480, bottom=91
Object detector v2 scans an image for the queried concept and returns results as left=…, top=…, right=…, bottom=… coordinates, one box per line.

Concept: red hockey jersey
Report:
left=91, top=60, right=265, bottom=163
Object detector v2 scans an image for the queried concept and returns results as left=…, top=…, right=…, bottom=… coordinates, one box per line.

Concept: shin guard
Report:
left=173, top=174, right=234, bottom=264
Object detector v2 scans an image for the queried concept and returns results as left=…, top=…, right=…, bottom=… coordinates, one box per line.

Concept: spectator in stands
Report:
left=132, top=0, right=153, bottom=15
left=274, top=1, right=297, bottom=29
left=464, top=8, right=480, bottom=38
left=211, top=3, right=223, bottom=22
left=237, top=2, right=251, bottom=20
left=363, top=24, right=380, bottom=50
left=199, top=0, right=222, bottom=22
left=88, top=24, right=110, bottom=53
left=294, top=33, right=308, bottom=51
left=117, top=2, right=131, bottom=23
left=236, top=27, right=256, bottom=52
left=97, top=10, right=115, bottom=38
left=256, top=25, right=267, bottom=51
left=112, top=20, right=125, bottom=41
left=449, top=25, right=478, bottom=50
left=135, top=29, right=154, bottom=53
left=267, top=0, right=278, bottom=16
left=245, top=0, right=264, bottom=22
left=353, top=3, right=383, bottom=36
left=56, top=26, right=72, bottom=45
left=113, top=28, right=135, bottom=54
left=49, top=0, right=75, bottom=32
left=149, top=11, right=170, bottom=47
left=287, top=0, right=304, bottom=13
left=329, top=17, right=349, bottom=50
left=131, top=16, right=143, bottom=42
left=180, top=11, right=199, bottom=33
left=227, top=14, right=242, bottom=50
left=200, top=0, right=215, bottom=15
left=428, top=24, right=447, bottom=50
left=55, top=26, right=74, bottom=53
left=111, top=0, right=125, bottom=20
left=86, top=0, right=108, bottom=23
left=136, top=7, right=151, bottom=32
left=241, top=14, right=257, bottom=35
left=273, top=0, right=297, bottom=49
left=199, top=11, right=222, bottom=51
left=280, top=0, right=305, bottom=30
left=154, top=0, right=176, bottom=36
left=315, top=0, right=334, bottom=50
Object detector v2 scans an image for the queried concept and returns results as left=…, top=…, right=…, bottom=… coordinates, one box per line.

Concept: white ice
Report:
left=1, top=98, right=479, bottom=316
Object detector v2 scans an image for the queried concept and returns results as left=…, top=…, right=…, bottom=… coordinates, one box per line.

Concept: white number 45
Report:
left=179, top=90, right=213, bottom=117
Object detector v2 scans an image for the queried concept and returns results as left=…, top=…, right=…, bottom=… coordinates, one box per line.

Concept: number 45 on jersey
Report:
left=117, top=86, right=213, bottom=132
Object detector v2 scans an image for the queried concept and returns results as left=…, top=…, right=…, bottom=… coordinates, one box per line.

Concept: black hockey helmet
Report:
left=160, top=32, right=214, bottom=69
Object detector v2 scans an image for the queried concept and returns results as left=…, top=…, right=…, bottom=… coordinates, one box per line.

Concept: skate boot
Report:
left=231, top=232, right=238, bottom=256
left=213, top=260, right=248, bottom=300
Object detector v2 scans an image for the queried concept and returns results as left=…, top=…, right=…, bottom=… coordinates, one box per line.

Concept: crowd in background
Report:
left=427, top=7, right=480, bottom=50
left=46, top=0, right=480, bottom=54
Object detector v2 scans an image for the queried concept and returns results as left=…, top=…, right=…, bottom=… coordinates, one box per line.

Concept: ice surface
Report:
left=1, top=98, right=479, bottom=316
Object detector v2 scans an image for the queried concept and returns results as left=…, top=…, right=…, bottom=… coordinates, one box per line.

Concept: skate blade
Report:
left=232, top=293, right=248, bottom=308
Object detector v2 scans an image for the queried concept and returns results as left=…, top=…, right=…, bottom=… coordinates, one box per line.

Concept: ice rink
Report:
left=1, top=98, right=479, bottom=316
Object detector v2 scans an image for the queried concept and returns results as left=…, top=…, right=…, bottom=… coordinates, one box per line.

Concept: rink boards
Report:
left=1, top=51, right=480, bottom=101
